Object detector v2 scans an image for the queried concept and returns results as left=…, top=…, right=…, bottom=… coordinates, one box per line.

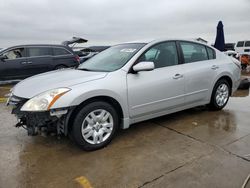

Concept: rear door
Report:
left=0, top=47, right=28, bottom=80
left=178, top=41, right=218, bottom=104
left=25, top=46, right=53, bottom=76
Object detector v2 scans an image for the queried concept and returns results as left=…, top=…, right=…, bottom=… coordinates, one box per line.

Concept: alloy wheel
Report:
left=215, top=83, right=229, bottom=107
left=81, top=109, right=114, bottom=144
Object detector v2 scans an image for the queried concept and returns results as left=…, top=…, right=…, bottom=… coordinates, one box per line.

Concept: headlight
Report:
left=21, top=88, right=71, bottom=112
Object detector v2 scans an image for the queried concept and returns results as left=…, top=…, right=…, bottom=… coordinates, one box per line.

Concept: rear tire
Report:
left=69, top=101, right=119, bottom=151
left=209, top=79, right=230, bottom=110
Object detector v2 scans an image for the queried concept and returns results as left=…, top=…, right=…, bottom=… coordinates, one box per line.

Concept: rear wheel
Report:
left=209, top=79, right=230, bottom=110
left=69, top=101, right=119, bottom=151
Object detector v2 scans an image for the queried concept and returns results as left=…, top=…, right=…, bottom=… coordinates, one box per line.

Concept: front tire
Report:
left=209, top=79, right=230, bottom=110
left=69, top=101, right=119, bottom=151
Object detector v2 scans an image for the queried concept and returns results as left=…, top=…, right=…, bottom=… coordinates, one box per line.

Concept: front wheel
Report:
left=209, top=79, right=230, bottom=110
left=69, top=101, right=119, bottom=151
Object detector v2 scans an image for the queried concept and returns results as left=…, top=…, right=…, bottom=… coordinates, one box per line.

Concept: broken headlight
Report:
left=21, top=88, right=71, bottom=112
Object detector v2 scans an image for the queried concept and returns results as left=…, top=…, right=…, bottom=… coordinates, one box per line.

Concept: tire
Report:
left=55, top=65, right=67, bottom=70
left=209, top=79, right=230, bottom=110
left=69, top=101, right=119, bottom=151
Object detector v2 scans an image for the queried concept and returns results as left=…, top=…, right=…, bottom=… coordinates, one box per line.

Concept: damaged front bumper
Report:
left=7, top=94, right=74, bottom=136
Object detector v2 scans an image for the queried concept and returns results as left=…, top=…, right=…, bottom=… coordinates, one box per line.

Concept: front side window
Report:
left=78, top=43, right=145, bottom=72
left=180, top=42, right=208, bottom=63
left=2, top=48, right=25, bottom=60
left=236, top=41, right=244, bottom=47
left=53, top=48, right=71, bottom=56
left=27, top=47, right=52, bottom=57
left=138, top=41, right=179, bottom=68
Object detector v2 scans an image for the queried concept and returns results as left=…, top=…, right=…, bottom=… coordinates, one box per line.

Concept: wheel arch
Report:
left=65, top=95, right=124, bottom=135
left=215, top=75, right=233, bottom=95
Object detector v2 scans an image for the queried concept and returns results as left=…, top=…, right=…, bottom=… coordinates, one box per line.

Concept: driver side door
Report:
left=0, top=47, right=28, bottom=80
left=127, top=41, right=185, bottom=120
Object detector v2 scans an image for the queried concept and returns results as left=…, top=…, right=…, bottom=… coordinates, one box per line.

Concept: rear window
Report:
left=236, top=41, right=244, bottom=47
left=245, top=41, right=250, bottom=47
left=28, top=47, right=52, bottom=57
left=53, top=48, right=71, bottom=56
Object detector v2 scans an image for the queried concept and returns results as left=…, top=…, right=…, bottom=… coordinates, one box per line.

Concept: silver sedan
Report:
left=8, top=39, right=241, bottom=151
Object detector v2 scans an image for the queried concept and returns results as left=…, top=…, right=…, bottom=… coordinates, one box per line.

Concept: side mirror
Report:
left=132, top=61, right=155, bottom=72
left=0, top=55, right=7, bottom=62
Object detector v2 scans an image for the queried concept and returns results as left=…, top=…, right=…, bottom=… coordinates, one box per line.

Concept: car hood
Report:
left=13, top=69, right=108, bottom=98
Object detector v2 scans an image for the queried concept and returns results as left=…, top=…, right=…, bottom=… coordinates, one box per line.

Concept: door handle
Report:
left=173, top=74, right=183, bottom=79
left=21, top=61, right=32, bottom=65
left=211, top=65, right=219, bottom=70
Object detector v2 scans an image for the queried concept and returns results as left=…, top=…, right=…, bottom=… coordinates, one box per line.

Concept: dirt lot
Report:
left=0, top=86, right=250, bottom=188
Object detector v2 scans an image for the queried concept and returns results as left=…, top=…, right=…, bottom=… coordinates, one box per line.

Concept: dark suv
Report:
left=0, top=44, right=80, bottom=81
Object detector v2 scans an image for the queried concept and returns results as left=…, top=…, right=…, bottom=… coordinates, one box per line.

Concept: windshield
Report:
left=78, top=43, right=146, bottom=72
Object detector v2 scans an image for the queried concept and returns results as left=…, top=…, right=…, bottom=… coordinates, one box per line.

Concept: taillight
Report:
left=75, top=56, right=80, bottom=63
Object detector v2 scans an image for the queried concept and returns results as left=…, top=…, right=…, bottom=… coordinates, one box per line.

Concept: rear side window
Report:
left=236, top=41, right=244, bottom=47
left=245, top=41, right=250, bottom=47
left=180, top=42, right=208, bottom=63
left=206, top=47, right=215, bottom=59
left=27, top=47, right=52, bottom=57
left=53, top=48, right=71, bottom=56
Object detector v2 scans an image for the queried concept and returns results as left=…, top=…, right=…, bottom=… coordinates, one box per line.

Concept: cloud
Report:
left=0, top=0, right=249, bottom=47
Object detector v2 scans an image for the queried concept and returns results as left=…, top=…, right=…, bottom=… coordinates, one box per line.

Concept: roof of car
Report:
left=123, top=38, right=209, bottom=44
left=122, top=38, right=216, bottom=50
left=5, top=44, right=70, bottom=49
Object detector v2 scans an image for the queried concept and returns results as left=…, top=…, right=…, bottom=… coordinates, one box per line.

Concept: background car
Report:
left=74, top=46, right=110, bottom=63
left=0, top=44, right=80, bottom=81
left=235, top=40, right=250, bottom=55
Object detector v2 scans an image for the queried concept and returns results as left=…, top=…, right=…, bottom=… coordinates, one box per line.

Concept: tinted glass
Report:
left=180, top=42, right=208, bottom=63
left=245, top=41, right=250, bottom=47
left=138, top=42, right=178, bottom=68
left=2, top=48, right=25, bottom=60
left=53, top=48, right=71, bottom=56
left=28, top=47, right=52, bottom=57
left=237, top=41, right=244, bottom=47
left=78, top=43, right=145, bottom=72
left=206, top=47, right=215, bottom=59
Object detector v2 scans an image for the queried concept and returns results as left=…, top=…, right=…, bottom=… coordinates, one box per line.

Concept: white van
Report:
left=235, top=41, right=250, bottom=55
